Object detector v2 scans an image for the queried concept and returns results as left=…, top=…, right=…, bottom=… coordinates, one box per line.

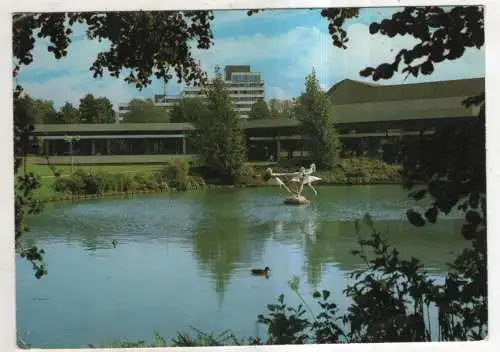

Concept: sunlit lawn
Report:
left=21, top=163, right=165, bottom=178
left=18, top=163, right=168, bottom=201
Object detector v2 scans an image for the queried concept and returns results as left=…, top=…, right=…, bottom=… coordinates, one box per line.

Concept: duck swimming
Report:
left=251, top=267, right=271, bottom=276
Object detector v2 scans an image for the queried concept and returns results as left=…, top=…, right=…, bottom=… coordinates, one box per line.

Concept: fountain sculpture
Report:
left=264, top=163, right=321, bottom=205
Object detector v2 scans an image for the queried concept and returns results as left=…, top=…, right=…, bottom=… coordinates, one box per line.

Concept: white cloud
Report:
left=16, top=32, right=183, bottom=109
left=18, top=13, right=485, bottom=108
left=192, top=21, right=484, bottom=96
left=19, top=73, right=138, bottom=110
left=292, top=22, right=485, bottom=87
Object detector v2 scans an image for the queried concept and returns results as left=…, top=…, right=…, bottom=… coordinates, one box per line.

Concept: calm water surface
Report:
left=16, top=185, right=468, bottom=348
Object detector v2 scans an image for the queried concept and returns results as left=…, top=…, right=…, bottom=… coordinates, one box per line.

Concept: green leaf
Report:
left=406, top=209, right=426, bottom=227
left=424, top=206, right=438, bottom=223
left=465, top=210, right=481, bottom=226
left=322, top=290, right=331, bottom=301
left=409, top=188, right=427, bottom=201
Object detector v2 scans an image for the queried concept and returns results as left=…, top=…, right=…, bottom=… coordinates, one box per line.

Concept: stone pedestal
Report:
left=284, top=195, right=310, bottom=206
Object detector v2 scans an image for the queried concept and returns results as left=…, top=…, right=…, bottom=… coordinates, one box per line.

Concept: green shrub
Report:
left=51, top=164, right=201, bottom=197
left=52, top=174, right=85, bottom=194
left=113, top=173, right=136, bottom=193
left=185, top=175, right=205, bottom=191
left=153, top=158, right=195, bottom=190
left=238, top=163, right=256, bottom=177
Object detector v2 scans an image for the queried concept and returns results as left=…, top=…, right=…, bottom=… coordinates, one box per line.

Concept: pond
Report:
left=16, top=185, right=468, bottom=348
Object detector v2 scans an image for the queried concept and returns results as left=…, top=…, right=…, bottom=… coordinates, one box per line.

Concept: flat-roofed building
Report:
left=27, top=77, right=484, bottom=165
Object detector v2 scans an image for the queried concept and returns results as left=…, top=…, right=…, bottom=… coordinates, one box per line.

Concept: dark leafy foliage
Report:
left=51, top=160, right=204, bottom=196
left=169, top=97, right=207, bottom=123
left=59, top=102, right=80, bottom=124
left=78, top=94, right=115, bottom=123
left=188, top=66, right=247, bottom=183
left=402, top=95, right=485, bottom=234
left=294, top=70, right=341, bottom=170
left=257, top=294, right=310, bottom=344
left=257, top=215, right=486, bottom=344
left=121, top=98, right=170, bottom=123
left=14, top=86, right=47, bottom=278
left=13, top=11, right=214, bottom=88
left=248, top=100, right=271, bottom=120
left=358, top=6, right=484, bottom=81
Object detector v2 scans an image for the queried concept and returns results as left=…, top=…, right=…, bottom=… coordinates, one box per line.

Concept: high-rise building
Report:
left=181, top=65, right=265, bottom=118
left=118, top=65, right=265, bottom=120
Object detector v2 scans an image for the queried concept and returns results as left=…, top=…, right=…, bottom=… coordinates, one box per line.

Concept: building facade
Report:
left=118, top=65, right=265, bottom=120
left=28, top=77, right=484, bottom=165
left=182, top=65, right=265, bottom=119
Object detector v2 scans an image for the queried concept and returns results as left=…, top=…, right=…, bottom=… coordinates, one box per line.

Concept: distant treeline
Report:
left=27, top=92, right=297, bottom=125
left=21, top=93, right=116, bottom=124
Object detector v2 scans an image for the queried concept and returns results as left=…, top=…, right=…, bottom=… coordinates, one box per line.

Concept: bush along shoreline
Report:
left=37, top=157, right=402, bottom=203
left=47, top=159, right=205, bottom=203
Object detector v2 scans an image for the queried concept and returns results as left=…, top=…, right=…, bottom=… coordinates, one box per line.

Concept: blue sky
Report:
left=15, top=7, right=485, bottom=110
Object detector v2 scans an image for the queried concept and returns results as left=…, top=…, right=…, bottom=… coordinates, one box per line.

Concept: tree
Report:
left=13, top=10, right=216, bottom=279
left=169, top=97, right=208, bottom=123
left=78, top=94, right=115, bottom=123
left=13, top=11, right=214, bottom=88
left=59, top=102, right=80, bottom=123
left=121, top=98, right=170, bottom=123
left=189, top=66, right=246, bottom=183
left=248, top=100, right=270, bottom=120
left=26, top=97, right=59, bottom=124
left=294, top=70, right=341, bottom=170
left=268, top=98, right=295, bottom=119
left=268, top=98, right=280, bottom=117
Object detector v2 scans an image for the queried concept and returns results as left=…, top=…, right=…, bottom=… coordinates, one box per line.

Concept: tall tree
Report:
left=59, top=102, right=80, bottom=124
left=121, top=98, right=170, bottom=123
left=294, top=70, right=340, bottom=170
left=27, top=97, right=59, bottom=124
left=248, top=100, right=270, bottom=120
left=189, top=66, right=246, bottom=183
left=169, top=97, right=207, bottom=123
left=78, top=94, right=115, bottom=123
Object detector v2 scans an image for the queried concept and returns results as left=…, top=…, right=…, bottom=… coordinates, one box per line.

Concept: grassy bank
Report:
left=29, top=159, right=205, bottom=202
left=20, top=161, right=188, bottom=178
left=249, top=157, right=402, bottom=186
left=23, top=157, right=402, bottom=202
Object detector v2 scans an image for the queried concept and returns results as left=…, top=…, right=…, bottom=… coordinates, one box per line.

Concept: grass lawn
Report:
left=19, top=163, right=168, bottom=201
left=21, top=163, right=166, bottom=178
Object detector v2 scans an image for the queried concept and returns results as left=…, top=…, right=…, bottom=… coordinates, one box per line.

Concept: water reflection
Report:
left=17, top=186, right=471, bottom=348
left=190, top=190, right=269, bottom=302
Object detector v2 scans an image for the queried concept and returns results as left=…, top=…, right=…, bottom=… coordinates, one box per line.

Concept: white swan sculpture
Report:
left=264, top=163, right=322, bottom=205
